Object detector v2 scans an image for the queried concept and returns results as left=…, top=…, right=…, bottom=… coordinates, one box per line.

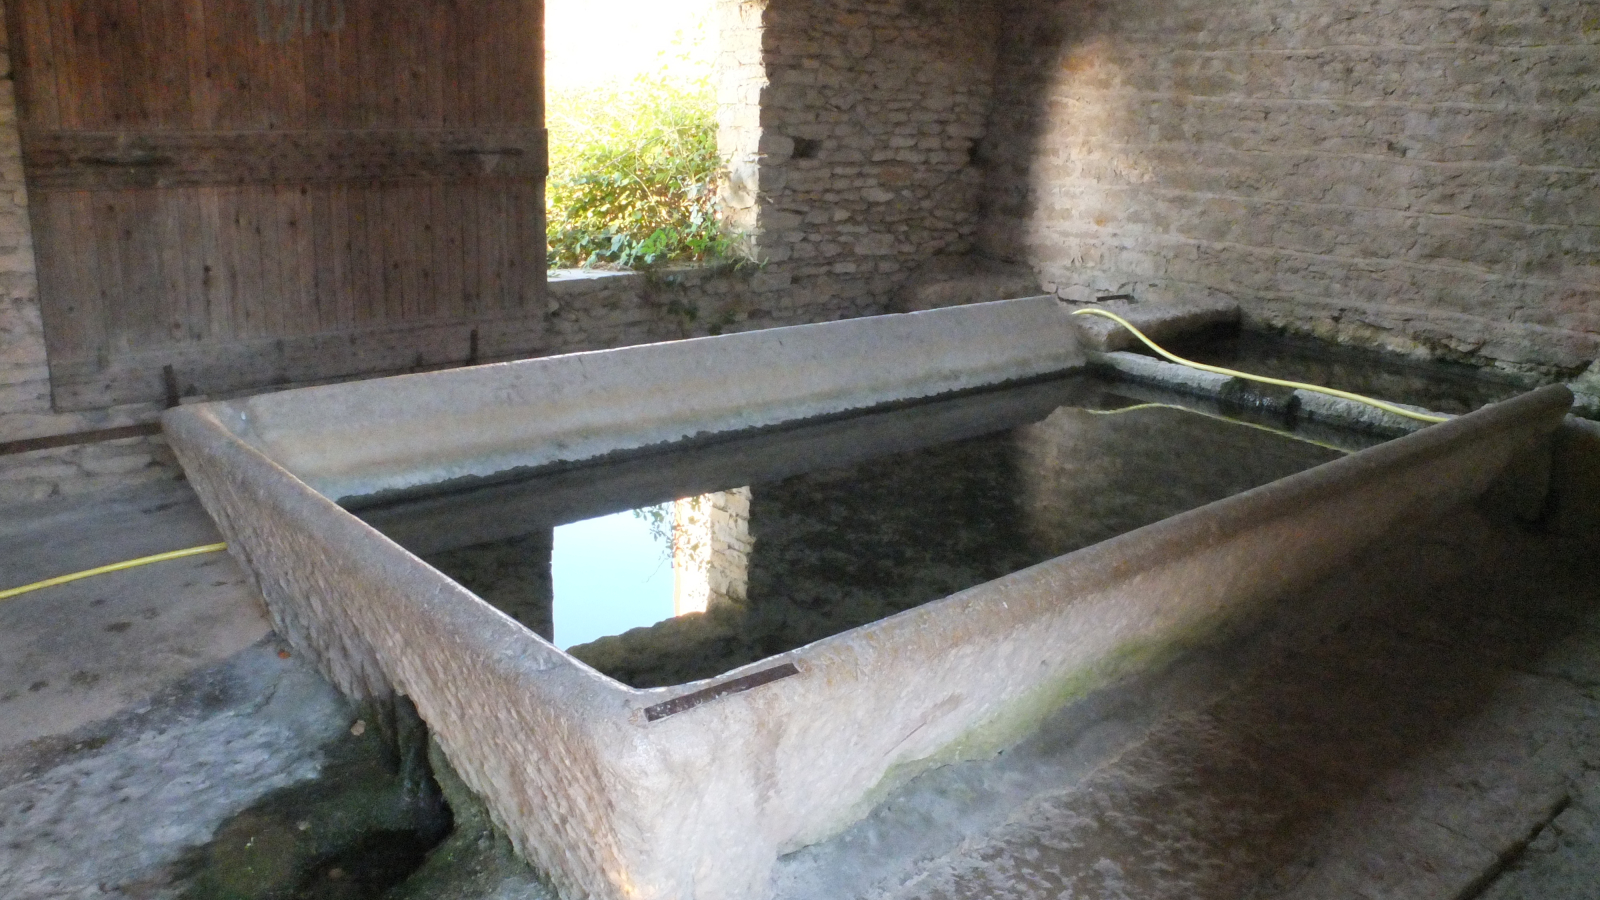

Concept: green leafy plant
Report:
left=546, top=72, right=733, bottom=269
left=631, top=494, right=708, bottom=563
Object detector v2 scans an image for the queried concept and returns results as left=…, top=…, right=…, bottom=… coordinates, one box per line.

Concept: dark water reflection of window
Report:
left=389, top=376, right=1354, bottom=689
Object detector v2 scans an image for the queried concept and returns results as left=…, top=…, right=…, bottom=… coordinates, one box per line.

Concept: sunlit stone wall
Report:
left=673, top=487, right=753, bottom=615
left=718, top=0, right=1009, bottom=321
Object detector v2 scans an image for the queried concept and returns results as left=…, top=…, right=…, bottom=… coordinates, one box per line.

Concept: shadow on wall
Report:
left=972, top=0, right=1600, bottom=373
left=977, top=0, right=1207, bottom=306
left=976, top=0, right=1134, bottom=297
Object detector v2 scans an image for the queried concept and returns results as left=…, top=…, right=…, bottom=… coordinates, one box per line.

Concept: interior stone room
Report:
left=1, top=1, right=1597, bottom=898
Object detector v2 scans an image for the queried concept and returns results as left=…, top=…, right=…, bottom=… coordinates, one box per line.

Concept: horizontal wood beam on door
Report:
left=47, top=314, right=551, bottom=411
left=22, top=128, right=549, bottom=191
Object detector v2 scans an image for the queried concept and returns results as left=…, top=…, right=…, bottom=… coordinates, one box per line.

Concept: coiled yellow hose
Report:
left=1071, top=308, right=1449, bottom=424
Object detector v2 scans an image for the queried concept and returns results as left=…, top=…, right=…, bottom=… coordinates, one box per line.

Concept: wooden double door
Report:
left=7, top=0, right=546, bottom=409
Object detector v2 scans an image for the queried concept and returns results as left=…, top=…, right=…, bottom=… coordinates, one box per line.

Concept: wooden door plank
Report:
left=350, top=182, right=377, bottom=326
left=15, top=0, right=548, bottom=409
left=196, top=187, right=233, bottom=340
left=131, top=0, right=186, bottom=129
left=107, top=191, right=159, bottom=350
left=415, top=184, right=438, bottom=320
left=290, top=185, right=320, bottom=334
left=155, top=190, right=199, bottom=344
left=181, top=0, right=215, bottom=129
left=379, top=184, right=403, bottom=325
left=253, top=184, right=285, bottom=338
left=461, top=178, right=482, bottom=319
left=30, top=193, right=104, bottom=366
left=98, top=1, right=141, bottom=128
left=326, top=182, right=353, bottom=329
left=398, top=184, right=418, bottom=322
left=306, top=183, right=332, bottom=330
left=435, top=181, right=462, bottom=323
left=66, top=1, right=110, bottom=129
left=226, top=189, right=264, bottom=339
left=6, top=0, right=61, bottom=129
left=83, top=193, right=127, bottom=353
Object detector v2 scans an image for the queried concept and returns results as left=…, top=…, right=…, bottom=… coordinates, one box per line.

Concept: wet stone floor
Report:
left=3, top=340, right=1597, bottom=900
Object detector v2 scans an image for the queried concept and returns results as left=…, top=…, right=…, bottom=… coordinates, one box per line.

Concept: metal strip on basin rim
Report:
left=161, top=297, right=1575, bottom=900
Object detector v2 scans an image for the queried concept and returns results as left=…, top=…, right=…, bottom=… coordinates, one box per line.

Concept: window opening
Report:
left=544, top=0, right=729, bottom=269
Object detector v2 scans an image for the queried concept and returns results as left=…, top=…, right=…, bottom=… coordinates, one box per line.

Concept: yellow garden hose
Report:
left=1072, top=308, right=1449, bottom=424
left=0, top=542, right=228, bottom=602
left=1, top=314, right=1445, bottom=604
left=1084, top=402, right=1354, bottom=455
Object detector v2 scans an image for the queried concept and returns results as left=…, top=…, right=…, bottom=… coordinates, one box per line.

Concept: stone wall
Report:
left=671, top=486, right=753, bottom=615
left=1, top=0, right=1016, bottom=508
left=722, top=0, right=1012, bottom=318
left=979, top=0, right=1600, bottom=377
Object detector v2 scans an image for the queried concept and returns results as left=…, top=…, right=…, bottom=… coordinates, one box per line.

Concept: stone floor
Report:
left=1, top=478, right=1597, bottom=899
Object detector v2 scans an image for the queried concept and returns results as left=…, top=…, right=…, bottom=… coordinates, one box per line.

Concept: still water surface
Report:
left=360, top=376, right=1353, bottom=688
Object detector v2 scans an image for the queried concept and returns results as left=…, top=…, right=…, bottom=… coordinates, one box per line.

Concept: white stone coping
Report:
left=162, top=297, right=1574, bottom=900
left=201, top=296, right=1083, bottom=502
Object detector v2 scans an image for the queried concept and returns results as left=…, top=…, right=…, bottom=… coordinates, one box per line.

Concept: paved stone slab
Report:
left=0, top=481, right=270, bottom=751
left=786, top=509, right=1600, bottom=900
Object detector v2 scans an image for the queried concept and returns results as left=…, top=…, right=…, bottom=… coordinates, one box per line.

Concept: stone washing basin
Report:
left=161, top=297, right=1573, bottom=900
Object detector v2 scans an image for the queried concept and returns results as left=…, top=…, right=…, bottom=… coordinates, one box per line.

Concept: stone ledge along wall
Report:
left=1, top=0, right=1016, bottom=508
left=978, top=0, right=1600, bottom=378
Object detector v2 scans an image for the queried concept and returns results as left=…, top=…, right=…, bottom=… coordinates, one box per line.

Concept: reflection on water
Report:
left=535, top=490, right=754, bottom=649
left=363, top=376, right=1352, bottom=688
left=1169, top=328, right=1527, bottom=416
left=669, top=488, right=753, bottom=616
left=552, top=509, right=673, bottom=650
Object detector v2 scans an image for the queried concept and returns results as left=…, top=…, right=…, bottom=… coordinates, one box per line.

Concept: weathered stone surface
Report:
left=1549, top=416, right=1600, bottom=543
left=0, top=480, right=270, bottom=749
left=891, top=253, right=1042, bottom=312
left=1068, top=296, right=1241, bottom=352
left=716, top=0, right=1006, bottom=321
left=857, top=508, right=1600, bottom=900
left=164, top=299, right=1569, bottom=899
left=0, top=643, right=354, bottom=900
left=980, top=0, right=1600, bottom=375
left=1570, top=359, right=1600, bottom=417
left=217, top=297, right=1086, bottom=501
left=1480, top=773, right=1600, bottom=900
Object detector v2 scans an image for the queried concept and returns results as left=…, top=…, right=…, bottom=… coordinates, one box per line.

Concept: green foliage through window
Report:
left=546, top=73, right=732, bottom=270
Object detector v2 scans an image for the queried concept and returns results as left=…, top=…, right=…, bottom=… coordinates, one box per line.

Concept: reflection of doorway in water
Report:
left=671, top=487, right=753, bottom=616
left=551, top=510, right=674, bottom=650
left=550, top=488, right=753, bottom=650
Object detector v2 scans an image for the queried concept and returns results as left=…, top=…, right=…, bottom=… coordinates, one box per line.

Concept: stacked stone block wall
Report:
left=722, top=0, right=1006, bottom=318
left=979, top=0, right=1600, bottom=376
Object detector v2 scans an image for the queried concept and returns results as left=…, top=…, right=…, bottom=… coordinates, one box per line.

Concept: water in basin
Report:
left=356, top=376, right=1351, bottom=688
